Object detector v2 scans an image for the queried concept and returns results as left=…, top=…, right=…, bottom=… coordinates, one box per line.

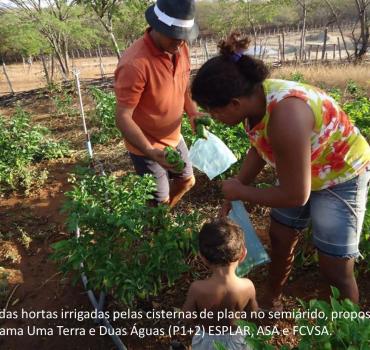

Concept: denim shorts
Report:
left=271, top=167, right=370, bottom=258
left=129, top=136, right=193, bottom=203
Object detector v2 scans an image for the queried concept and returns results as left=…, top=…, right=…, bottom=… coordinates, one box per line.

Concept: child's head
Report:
left=199, top=218, right=245, bottom=266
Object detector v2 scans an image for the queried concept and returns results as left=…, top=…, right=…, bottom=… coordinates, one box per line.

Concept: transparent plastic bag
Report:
left=189, top=131, right=237, bottom=180
left=228, top=200, right=270, bottom=276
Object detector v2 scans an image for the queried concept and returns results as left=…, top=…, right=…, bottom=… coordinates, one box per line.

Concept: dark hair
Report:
left=191, top=32, right=269, bottom=110
left=199, top=218, right=245, bottom=266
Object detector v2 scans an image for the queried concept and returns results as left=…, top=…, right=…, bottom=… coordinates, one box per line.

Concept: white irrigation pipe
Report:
left=73, top=69, right=126, bottom=350
left=74, top=69, right=94, bottom=160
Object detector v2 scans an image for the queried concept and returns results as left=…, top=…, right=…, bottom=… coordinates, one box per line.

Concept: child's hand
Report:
left=222, top=178, right=244, bottom=201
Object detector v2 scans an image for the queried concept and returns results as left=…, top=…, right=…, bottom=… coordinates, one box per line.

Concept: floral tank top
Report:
left=246, top=79, right=370, bottom=190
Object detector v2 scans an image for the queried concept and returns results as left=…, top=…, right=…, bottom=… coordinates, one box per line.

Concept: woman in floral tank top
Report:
left=191, top=33, right=370, bottom=309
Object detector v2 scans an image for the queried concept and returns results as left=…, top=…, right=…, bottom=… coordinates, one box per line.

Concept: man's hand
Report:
left=188, top=112, right=209, bottom=133
left=146, top=148, right=175, bottom=170
left=222, top=178, right=245, bottom=201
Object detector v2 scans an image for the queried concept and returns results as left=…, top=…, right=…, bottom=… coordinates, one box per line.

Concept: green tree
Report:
left=77, top=0, right=121, bottom=60
left=0, top=12, right=48, bottom=59
left=2, top=1, right=99, bottom=78
left=203, top=0, right=285, bottom=39
left=115, top=0, right=150, bottom=48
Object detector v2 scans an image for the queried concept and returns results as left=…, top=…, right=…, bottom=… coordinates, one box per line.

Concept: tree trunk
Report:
left=62, top=35, right=70, bottom=77
left=40, top=53, right=51, bottom=85
left=354, top=0, right=370, bottom=61
left=323, top=0, right=351, bottom=61
left=51, top=55, right=55, bottom=81
left=322, top=27, right=328, bottom=60
left=99, top=16, right=121, bottom=61
left=299, top=2, right=307, bottom=61
left=47, top=34, right=69, bottom=79
left=109, top=31, right=121, bottom=61
left=2, top=60, right=15, bottom=94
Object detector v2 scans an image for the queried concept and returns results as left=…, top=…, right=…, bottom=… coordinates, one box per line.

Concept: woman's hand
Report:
left=222, top=178, right=245, bottom=201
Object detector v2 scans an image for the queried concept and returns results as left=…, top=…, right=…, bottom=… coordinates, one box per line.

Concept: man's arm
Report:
left=115, top=104, right=173, bottom=169
left=184, top=85, right=205, bottom=131
left=115, top=63, right=172, bottom=168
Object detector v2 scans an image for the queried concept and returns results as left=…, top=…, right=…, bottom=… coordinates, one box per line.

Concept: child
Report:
left=183, top=218, right=258, bottom=350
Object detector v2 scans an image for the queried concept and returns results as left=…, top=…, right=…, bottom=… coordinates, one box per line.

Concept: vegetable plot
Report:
left=51, top=168, right=199, bottom=306
left=0, top=107, right=70, bottom=195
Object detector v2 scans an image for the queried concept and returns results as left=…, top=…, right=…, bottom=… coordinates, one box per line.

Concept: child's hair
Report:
left=199, top=218, right=245, bottom=266
left=191, top=32, right=269, bottom=110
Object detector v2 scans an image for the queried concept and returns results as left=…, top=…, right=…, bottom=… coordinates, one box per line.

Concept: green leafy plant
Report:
left=328, top=88, right=342, bottom=103
left=51, top=168, right=199, bottom=306
left=195, top=116, right=213, bottom=139
left=343, top=96, right=370, bottom=141
left=220, top=289, right=370, bottom=350
left=289, top=71, right=307, bottom=83
left=90, top=87, right=120, bottom=144
left=0, top=107, right=70, bottom=195
left=295, top=287, right=370, bottom=350
left=165, top=146, right=185, bottom=172
left=345, top=80, right=362, bottom=97
left=48, top=82, right=78, bottom=118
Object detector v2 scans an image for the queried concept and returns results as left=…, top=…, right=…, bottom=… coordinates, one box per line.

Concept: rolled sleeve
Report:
left=114, top=64, right=146, bottom=108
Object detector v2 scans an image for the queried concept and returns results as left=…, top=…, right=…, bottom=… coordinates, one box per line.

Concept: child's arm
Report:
left=244, top=280, right=259, bottom=313
left=182, top=282, right=198, bottom=313
left=180, top=283, right=199, bottom=330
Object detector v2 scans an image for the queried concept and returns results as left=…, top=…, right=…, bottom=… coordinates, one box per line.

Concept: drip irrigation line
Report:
left=73, top=69, right=126, bottom=350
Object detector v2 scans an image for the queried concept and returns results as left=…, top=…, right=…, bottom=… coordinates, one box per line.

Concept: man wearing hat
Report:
left=115, top=0, right=200, bottom=207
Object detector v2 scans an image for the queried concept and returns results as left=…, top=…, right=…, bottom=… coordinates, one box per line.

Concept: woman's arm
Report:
left=222, top=98, right=314, bottom=208
left=237, top=146, right=266, bottom=185
left=220, top=147, right=266, bottom=216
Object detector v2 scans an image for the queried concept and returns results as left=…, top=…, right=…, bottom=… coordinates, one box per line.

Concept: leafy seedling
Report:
left=195, top=116, right=213, bottom=139
left=164, top=146, right=185, bottom=172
